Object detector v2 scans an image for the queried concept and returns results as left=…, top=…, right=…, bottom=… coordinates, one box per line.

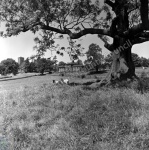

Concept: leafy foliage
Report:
left=35, top=56, right=57, bottom=74
left=33, top=31, right=59, bottom=57
left=105, top=53, right=113, bottom=66
left=35, top=58, right=47, bottom=75
left=46, top=56, right=57, bottom=73
left=85, top=43, right=104, bottom=72
left=21, top=58, right=37, bottom=73
left=0, top=58, right=19, bottom=75
left=76, top=59, right=83, bottom=65
left=58, top=61, right=66, bottom=66
left=132, top=53, right=149, bottom=67
left=23, top=58, right=30, bottom=73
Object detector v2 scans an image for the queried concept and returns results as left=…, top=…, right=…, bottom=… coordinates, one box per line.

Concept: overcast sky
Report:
left=0, top=28, right=149, bottom=63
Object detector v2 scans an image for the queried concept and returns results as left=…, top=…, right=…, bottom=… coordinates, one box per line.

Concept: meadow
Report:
left=0, top=68, right=149, bottom=150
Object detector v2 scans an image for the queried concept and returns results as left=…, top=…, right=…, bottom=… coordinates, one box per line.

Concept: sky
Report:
left=0, top=28, right=149, bottom=63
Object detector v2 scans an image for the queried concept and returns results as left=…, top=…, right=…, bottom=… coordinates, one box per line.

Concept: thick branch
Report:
left=67, top=28, right=111, bottom=39
left=40, top=24, right=111, bottom=39
left=104, top=42, right=113, bottom=51
left=105, top=0, right=115, bottom=10
left=122, top=23, right=144, bottom=37
left=134, top=31, right=149, bottom=39
left=40, top=24, right=66, bottom=34
left=140, top=0, right=149, bottom=29
left=132, top=37, right=149, bottom=44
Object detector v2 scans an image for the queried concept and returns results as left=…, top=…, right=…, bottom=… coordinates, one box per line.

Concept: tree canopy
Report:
left=85, top=43, right=104, bottom=72
left=0, top=58, right=19, bottom=75
left=0, top=0, right=148, bottom=43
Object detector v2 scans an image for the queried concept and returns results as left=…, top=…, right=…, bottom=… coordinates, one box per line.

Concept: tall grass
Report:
left=1, top=83, right=149, bottom=149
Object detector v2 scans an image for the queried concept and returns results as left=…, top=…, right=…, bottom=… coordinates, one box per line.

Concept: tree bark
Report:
left=99, top=41, right=136, bottom=86
left=110, top=42, right=135, bottom=81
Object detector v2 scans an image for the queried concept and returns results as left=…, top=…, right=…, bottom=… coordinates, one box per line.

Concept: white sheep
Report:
left=61, top=78, right=69, bottom=84
left=53, top=80, right=60, bottom=84
left=63, top=79, right=69, bottom=84
left=53, top=79, right=69, bottom=85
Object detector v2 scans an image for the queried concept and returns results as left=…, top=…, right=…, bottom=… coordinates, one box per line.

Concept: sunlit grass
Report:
left=1, top=78, right=149, bottom=149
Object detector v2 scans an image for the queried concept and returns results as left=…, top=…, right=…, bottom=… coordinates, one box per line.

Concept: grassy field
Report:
left=0, top=67, right=147, bottom=91
left=0, top=73, right=67, bottom=91
left=0, top=69, right=149, bottom=149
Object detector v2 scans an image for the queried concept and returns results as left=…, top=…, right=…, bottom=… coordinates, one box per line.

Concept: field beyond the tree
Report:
left=0, top=68, right=149, bottom=149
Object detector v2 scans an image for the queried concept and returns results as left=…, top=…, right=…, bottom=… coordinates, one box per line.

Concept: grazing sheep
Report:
left=53, top=79, right=69, bottom=85
left=63, top=79, right=69, bottom=84
left=60, top=78, right=69, bottom=84
left=53, top=80, right=59, bottom=84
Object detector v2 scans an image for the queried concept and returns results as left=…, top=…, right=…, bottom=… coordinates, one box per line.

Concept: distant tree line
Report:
left=0, top=56, right=58, bottom=76
left=131, top=53, right=149, bottom=67
left=21, top=56, right=57, bottom=75
left=0, top=47, right=147, bottom=77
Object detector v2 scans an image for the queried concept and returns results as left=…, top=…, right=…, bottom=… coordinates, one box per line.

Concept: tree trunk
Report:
left=110, top=43, right=135, bottom=80
left=99, top=39, right=136, bottom=86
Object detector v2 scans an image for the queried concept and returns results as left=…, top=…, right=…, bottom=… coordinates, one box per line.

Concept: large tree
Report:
left=46, top=56, right=57, bottom=73
left=35, top=58, right=47, bottom=75
left=1, top=0, right=149, bottom=84
left=85, top=43, right=104, bottom=72
left=0, top=58, right=19, bottom=75
left=23, top=58, right=30, bottom=73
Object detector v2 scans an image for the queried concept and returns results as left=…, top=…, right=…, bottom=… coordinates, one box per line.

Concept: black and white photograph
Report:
left=0, top=0, right=149, bottom=149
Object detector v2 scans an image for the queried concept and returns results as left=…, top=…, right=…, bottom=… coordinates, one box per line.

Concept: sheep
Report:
left=61, top=78, right=69, bottom=84
left=53, top=79, right=69, bottom=85
left=63, top=79, right=69, bottom=84
left=53, top=80, right=59, bottom=84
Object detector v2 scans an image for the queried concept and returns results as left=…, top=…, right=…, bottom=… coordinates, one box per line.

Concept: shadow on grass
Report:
left=0, top=74, right=37, bottom=82
left=38, top=74, right=46, bottom=76
left=88, top=70, right=108, bottom=75
left=69, top=80, right=101, bottom=86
